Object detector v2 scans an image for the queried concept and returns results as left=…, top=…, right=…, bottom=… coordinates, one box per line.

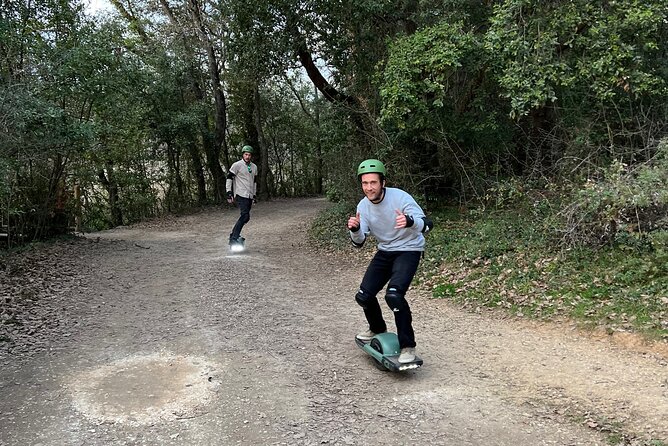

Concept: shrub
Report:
left=556, top=140, right=668, bottom=248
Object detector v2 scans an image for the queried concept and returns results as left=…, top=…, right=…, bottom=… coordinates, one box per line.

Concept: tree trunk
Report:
left=74, top=184, right=82, bottom=233
left=98, top=161, right=123, bottom=227
left=253, top=85, right=270, bottom=200
left=159, top=0, right=226, bottom=203
left=289, top=127, right=295, bottom=196
left=45, top=153, right=69, bottom=237
left=269, top=116, right=285, bottom=195
left=313, top=86, right=323, bottom=195
left=166, top=142, right=185, bottom=211
left=284, top=76, right=324, bottom=195
left=187, top=141, right=207, bottom=205
left=187, top=0, right=231, bottom=170
left=191, top=79, right=226, bottom=203
left=290, top=30, right=369, bottom=137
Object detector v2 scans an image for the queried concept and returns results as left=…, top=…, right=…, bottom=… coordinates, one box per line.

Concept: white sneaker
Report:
left=355, top=329, right=377, bottom=341
left=398, top=347, right=416, bottom=363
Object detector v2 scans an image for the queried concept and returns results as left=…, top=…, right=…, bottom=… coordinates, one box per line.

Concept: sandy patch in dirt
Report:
left=68, top=352, right=219, bottom=426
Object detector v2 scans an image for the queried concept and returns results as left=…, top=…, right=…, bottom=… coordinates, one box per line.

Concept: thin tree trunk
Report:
left=187, top=141, right=207, bottom=204
left=314, top=86, right=323, bottom=195
left=159, top=0, right=226, bottom=203
left=98, top=161, right=123, bottom=227
left=191, top=79, right=225, bottom=203
left=45, top=153, right=69, bottom=237
left=289, top=127, right=295, bottom=196
left=284, top=77, right=324, bottom=195
left=253, top=85, right=270, bottom=200
left=187, top=0, right=230, bottom=170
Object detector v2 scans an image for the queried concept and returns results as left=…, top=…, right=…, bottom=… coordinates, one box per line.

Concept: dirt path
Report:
left=1, top=197, right=666, bottom=445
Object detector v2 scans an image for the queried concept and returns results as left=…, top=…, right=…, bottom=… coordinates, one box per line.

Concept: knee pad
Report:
left=385, top=288, right=408, bottom=313
left=355, top=289, right=373, bottom=309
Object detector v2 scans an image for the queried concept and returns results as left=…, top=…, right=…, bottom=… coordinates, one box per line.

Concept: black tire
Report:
left=369, top=338, right=388, bottom=371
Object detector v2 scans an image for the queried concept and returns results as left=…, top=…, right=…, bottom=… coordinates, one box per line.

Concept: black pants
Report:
left=358, top=250, right=421, bottom=348
left=230, top=195, right=252, bottom=241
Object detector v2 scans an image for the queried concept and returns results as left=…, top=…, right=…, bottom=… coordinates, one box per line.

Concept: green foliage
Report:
left=378, top=20, right=516, bottom=203
left=1, top=0, right=98, bottom=242
left=381, top=22, right=478, bottom=129
left=487, top=0, right=668, bottom=118
left=379, top=20, right=512, bottom=151
left=1, top=1, right=206, bottom=239
left=4, top=0, right=668, bottom=255
left=435, top=207, right=544, bottom=262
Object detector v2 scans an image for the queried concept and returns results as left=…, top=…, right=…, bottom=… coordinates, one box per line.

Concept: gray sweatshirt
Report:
left=350, top=187, right=426, bottom=251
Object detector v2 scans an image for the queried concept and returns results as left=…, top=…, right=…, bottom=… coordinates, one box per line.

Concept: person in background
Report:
left=226, top=145, right=258, bottom=247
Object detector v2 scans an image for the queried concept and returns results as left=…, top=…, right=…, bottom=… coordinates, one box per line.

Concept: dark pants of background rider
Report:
left=356, top=250, right=421, bottom=349
left=230, top=195, right=252, bottom=241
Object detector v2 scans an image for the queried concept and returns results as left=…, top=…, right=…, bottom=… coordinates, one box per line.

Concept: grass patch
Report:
left=419, top=207, right=668, bottom=340
left=308, top=199, right=668, bottom=341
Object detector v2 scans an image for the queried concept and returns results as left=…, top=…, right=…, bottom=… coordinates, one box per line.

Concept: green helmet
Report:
left=357, top=159, right=386, bottom=179
left=241, top=145, right=254, bottom=154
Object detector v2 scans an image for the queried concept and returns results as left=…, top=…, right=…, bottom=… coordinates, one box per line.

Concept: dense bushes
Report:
left=557, top=141, right=668, bottom=247
left=488, top=139, right=668, bottom=249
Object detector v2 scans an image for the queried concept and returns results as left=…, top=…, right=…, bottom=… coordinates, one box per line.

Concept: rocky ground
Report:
left=1, top=197, right=666, bottom=445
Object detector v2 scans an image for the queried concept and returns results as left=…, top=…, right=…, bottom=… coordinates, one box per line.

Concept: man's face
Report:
left=360, top=173, right=384, bottom=202
left=242, top=152, right=252, bottom=163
